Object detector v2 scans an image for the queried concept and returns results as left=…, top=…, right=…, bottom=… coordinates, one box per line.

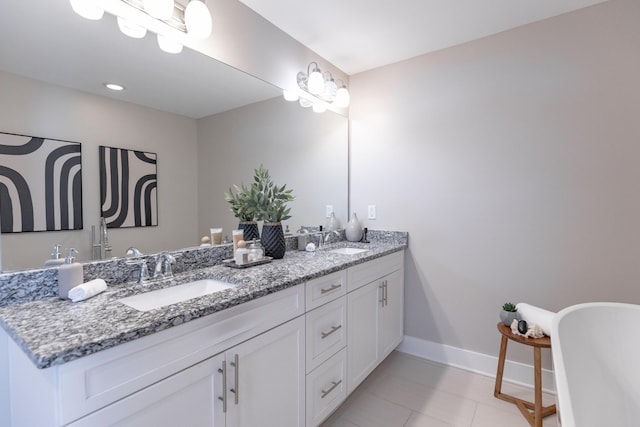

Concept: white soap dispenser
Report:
left=58, top=248, right=83, bottom=299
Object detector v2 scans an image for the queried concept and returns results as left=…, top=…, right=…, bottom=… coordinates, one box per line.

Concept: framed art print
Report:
left=0, top=132, right=82, bottom=233
left=99, top=145, right=157, bottom=228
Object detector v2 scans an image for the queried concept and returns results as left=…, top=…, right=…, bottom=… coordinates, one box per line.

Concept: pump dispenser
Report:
left=58, top=248, right=83, bottom=299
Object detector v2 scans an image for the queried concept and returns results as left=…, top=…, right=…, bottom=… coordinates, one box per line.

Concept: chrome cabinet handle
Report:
left=379, top=283, right=385, bottom=306
left=321, top=380, right=342, bottom=399
left=218, top=361, right=227, bottom=413
left=229, top=354, right=239, bottom=404
left=320, top=324, right=342, bottom=339
left=320, top=283, right=342, bottom=294
left=384, top=280, right=389, bottom=306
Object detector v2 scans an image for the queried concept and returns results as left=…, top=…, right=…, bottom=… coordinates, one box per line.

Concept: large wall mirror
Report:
left=0, top=1, right=347, bottom=272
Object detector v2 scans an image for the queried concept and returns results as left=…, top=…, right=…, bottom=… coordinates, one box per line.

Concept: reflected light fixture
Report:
left=142, top=0, right=174, bottom=20
left=117, top=16, right=147, bottom=38
left=287, top=61, right=350, bottom=113
left=185, top=0, right=212, bottom=39
left=157, top=33, right=183, bottom=53
left=70, top=0, right=104, bottom=20
left=70, top=0, right=213, bottom=54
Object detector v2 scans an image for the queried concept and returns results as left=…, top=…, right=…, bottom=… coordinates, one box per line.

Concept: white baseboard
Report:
left=396, top=335, right=556, bottom=394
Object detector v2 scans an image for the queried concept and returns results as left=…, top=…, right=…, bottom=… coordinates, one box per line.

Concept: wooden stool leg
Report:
left=534, top=347, right=542, bottom=427
left=494, top=335, right=508, bottom=397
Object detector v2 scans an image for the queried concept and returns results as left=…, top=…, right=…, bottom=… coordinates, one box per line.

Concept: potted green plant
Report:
left=224, top=183, right=260, bottom=241
left=500, top=302, right=521, bottom=327
left=246, top=165, right=294, bottom=259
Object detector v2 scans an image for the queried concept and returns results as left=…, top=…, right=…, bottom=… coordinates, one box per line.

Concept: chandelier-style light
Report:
left=69, top=0, right=213, bottom=55
left=285, top=61, right=350, bottom=113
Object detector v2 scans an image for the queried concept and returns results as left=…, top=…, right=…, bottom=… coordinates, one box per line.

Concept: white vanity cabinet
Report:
left=4, top=249, right=405, bottom=427
left=347, top=251, right=404, bottom=393
left=67, top=317, right=305, bottom=427
left=7, top=284, right=305, bottom=427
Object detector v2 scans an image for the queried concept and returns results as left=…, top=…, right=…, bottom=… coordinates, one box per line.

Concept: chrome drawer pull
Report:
left=218, top=361, right=227, bottom=413
left=321, top=380, right=342, bottom=399
left=320, top=283, right=342, bottom=294
left=321, top=324, right=342, bottom=339
left=230, top=354, right=239, bottom=404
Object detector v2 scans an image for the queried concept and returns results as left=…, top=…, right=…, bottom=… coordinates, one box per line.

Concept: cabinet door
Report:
left=347, top=280, right=381, bottom=393
left=68, top=353, right=226, bottom=427
left=227, top=316, right=305, bottom=427
left=379, top=269, right=404, bottom=359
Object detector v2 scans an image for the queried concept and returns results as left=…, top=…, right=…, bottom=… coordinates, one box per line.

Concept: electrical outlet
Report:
left=368, top=205, right=377, bottom=220
left=326, top=205, right=334, bottom=218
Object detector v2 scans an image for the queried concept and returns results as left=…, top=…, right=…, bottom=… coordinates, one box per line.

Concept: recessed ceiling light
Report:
left=104, top=83, right=125, bottom=91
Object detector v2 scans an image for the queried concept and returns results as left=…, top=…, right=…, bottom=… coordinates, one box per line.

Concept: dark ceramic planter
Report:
left=261, top=222, right=286, bottom=259
left=239, top=221, right=260, bottom=242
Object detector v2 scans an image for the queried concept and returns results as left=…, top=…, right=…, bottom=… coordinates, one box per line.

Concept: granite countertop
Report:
left=0, top=240, right=406, bottom=369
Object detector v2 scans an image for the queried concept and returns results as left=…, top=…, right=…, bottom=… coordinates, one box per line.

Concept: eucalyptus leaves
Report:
left=224, top=165, right=295, bottom=224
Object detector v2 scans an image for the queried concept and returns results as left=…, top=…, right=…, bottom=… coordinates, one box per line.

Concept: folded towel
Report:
left=516, top=303, right=555, bottom=336
left=69, top=279, right=107, bottom=302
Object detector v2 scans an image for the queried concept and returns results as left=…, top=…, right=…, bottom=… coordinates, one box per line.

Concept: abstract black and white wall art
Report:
left=0, top=132, right=83, bottom=233
left=99, top=146, right=157, bottom=228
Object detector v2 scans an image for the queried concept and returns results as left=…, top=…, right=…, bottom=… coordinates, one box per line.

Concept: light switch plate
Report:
left=326, top=205, right=334, bottom=218
left=368, top=205, right=377, bottom=220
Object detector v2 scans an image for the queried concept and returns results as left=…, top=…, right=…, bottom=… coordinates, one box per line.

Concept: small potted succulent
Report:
left=246, top=165, right=294, bottom=259
left=500, top=302, right=521, bottom=326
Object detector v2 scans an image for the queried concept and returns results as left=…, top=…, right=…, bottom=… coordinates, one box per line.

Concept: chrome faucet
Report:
left=92, top=217, right=113, bottom=260
left=154, top=253, right=176, bottom=279
left=324, top=230, right=341, bottom=245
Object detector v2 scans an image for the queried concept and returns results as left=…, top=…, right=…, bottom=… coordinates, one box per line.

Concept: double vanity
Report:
left=0, top=233, right=407, bottom=426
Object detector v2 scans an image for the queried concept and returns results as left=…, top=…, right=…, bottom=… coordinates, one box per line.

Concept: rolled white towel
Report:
left=68, top=279, right=107, bottom=302
left=516, top=303, right=556, bottom=337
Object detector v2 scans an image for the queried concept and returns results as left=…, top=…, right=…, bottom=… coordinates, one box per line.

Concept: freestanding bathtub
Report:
left=551, top=302, right=640, bottom=427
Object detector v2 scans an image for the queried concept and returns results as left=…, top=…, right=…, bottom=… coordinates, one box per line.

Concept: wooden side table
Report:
left=494, top=323, right=556, bottom=427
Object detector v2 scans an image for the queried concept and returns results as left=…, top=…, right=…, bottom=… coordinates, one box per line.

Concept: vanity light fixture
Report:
left=70, top=0, right=105, bottom=20
left=69, top=0, right=213, bottom=55
left=142, top=0, right=174, bottom=20
left=285, top=61, right=350, bottom=112
left=117, top=16, right=147, bottom=38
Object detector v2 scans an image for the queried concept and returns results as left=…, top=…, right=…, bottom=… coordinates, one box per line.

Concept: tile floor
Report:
left=321, top=351, right=559, bottom=427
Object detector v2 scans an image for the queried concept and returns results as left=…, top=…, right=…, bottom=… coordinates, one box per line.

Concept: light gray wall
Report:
left=197, top=97, right=348, bottom=239
left=0, top=71, right=199, bottom=270
left=349, top=0, right=640, bottom=363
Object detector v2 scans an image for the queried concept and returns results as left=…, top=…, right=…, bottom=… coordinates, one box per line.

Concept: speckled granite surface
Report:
left=0, top=234, right=407, bottom=369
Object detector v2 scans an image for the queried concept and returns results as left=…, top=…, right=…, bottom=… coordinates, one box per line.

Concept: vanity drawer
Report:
left=347, top=251, right=404, bottom=292
left=306, top=295, right=347, bottom=372
left=305, top=269, right=347, bottom=310
left=306, top=347, right=347, bottom=427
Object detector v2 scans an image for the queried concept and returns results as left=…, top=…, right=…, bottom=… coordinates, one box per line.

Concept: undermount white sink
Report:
left=119, top=279, right=237, bottom=312
left=328, top=247, right=368, bottom=255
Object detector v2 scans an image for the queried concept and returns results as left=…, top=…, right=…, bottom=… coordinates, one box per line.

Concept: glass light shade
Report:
left=283, top=89, right=299, bottom=102
left=307, top=69, right=324, bottom=95
left=320, top=78, right=337, bottom=102
left=299, top=98, right=313, bottom=108
left=312, top=103, right=327, bottom=113
left=143, top=0, right=174, bottom=20
left=185, top=0, right=212, bottom=39
left=157, top=34, right=183, bottom=53
left=334, top=87, right=350, bottom=108
left=117, top=16, right=147, bottom=38
left=69, top=0, right=104, bottom=20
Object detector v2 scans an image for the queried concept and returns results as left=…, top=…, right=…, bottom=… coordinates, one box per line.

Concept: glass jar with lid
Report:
left=247, top=240, right=264, bottom=262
